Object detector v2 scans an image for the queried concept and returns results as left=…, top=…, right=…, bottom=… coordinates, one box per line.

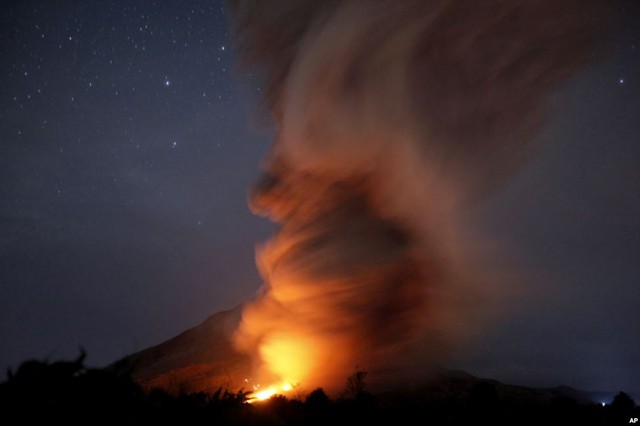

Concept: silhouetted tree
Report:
left=345, top=367, right=368, bottom=399
left=258, top=394, right=305, bottom=424
left=610, top=391, right=636, bottom=423
left=304, top=388, right=331, bottom=425
left=612, top=391, right=636, bottom=411
left=306, top=387, right=330, bottom=408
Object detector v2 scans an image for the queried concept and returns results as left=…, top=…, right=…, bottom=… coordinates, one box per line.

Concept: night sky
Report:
left=1, top=0, right=639, bottom=395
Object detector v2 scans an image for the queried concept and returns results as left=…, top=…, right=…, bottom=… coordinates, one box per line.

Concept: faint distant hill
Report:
left=378, top=369, right=594, bottom=407
left=111, top=305, right=633, bottom=406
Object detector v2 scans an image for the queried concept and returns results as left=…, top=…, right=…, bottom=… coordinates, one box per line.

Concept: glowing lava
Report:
left=248, top=381, right=293, bottom=403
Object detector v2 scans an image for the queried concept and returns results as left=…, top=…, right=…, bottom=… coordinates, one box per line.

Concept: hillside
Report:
left=110, top=305, right=624, bottom=408
left=110, top=305, right=251, bottom=394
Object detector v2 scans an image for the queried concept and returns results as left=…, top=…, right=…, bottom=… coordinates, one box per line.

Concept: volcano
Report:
left=111, top=306, right=609, bottom=406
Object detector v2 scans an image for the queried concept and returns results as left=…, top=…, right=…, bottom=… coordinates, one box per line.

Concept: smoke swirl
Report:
left=229, top=0, right=607, bottom=392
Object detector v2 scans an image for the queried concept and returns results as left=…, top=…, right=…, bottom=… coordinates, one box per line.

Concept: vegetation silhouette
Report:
left=1, top=353, right=638, bottom=425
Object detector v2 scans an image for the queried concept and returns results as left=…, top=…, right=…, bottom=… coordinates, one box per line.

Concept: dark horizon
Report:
left=2, top=353, right=638, bottom=426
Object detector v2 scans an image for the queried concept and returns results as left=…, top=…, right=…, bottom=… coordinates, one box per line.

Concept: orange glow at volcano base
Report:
left=260, top=333, right=317, bottom=384
left=245, top=334, right=314, bottom=402
left=247, top=381, right=293, bottom=403
left=242, top=330, right=354, bottom=401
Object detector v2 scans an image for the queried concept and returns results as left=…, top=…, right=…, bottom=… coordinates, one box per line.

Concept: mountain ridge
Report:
left=111, top=305, right=634, bottom=405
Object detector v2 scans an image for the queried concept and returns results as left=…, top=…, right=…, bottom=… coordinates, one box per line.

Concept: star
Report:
left=619, top=78, right=625, bottom=85
left=171, top=141, right=177, bottom=149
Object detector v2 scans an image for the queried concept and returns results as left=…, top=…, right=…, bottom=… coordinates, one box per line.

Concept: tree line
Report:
left=1, top=352, right=637, bottom=425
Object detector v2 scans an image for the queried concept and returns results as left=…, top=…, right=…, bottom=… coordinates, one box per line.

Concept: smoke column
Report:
left=228, top=0, right=606, bottom=392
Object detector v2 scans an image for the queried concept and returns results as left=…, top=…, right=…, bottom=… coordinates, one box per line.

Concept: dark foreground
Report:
left=1, top=353, right=637, bottom=426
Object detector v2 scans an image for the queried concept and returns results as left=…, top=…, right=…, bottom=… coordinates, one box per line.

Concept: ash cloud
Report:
left=228, top=0, right=607, bottom=392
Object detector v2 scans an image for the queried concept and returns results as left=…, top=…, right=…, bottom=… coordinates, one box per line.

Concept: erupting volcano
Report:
left=113, top=0, right=608, bottom=397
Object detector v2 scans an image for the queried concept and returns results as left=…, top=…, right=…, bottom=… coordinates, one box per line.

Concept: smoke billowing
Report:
left=228, top=0, right=607, bottom=392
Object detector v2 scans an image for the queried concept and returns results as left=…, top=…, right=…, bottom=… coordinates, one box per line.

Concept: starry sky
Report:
left=1, top=1, right=639, bottom=394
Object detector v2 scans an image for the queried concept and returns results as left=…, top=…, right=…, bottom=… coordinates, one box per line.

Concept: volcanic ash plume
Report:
left=229, top=0, right=605, bottom=392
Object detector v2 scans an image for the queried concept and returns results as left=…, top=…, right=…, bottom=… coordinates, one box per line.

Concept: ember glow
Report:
left=247, top=380, right=293, bottom=403
left=229, top=0, right=605, bottom=393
